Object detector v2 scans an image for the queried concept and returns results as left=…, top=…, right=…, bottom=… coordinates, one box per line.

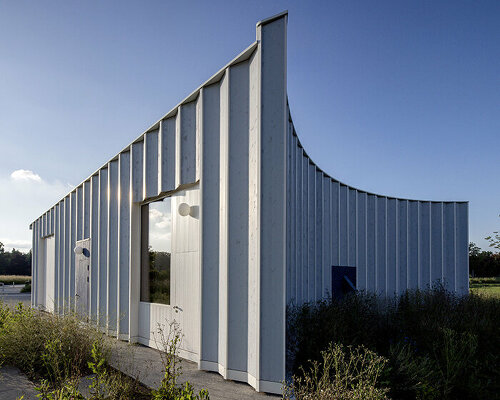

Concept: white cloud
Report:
left=0, top=238, right=31, bottom=252
left=0, top=170, right=74, bottom=253
left=149, top=208, right=163, bottom=221
left=10, top=169, right=42, bottom=182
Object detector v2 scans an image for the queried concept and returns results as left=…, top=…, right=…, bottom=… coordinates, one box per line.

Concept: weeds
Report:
left=287, top=287, right=500, bottom=400
left=283, top=342, right=389, bottom=400
left=0, top=302, right=100, bottom=383
left=152, top=321, right=209, bottom=400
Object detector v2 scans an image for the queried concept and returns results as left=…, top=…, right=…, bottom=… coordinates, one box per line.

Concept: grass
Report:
left=470, top=276, right=500, bottom=298
left=0, top=275, right=31, bottom=284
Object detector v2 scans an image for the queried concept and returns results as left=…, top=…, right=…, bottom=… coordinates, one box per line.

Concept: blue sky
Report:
left=0, top=0, right=498, bottom=252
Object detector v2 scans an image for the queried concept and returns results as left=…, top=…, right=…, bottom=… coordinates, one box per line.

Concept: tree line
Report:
left=0, top=242, right=31, bottom=276
left=469, top=242, right=500, bottom=277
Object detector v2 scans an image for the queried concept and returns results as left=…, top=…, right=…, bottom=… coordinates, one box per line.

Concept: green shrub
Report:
left=20, top=282, right=31, bottom=293
left=283, top=342, right=389, bottom=400
left=287, top=287, right=500, bottom=400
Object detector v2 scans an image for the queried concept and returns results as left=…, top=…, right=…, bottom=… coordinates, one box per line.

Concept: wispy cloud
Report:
left=0, top=170, right=74, bottom=252
left=0, top=238, right=31, bottom=252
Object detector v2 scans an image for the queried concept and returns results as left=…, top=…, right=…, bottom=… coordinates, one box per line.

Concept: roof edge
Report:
left=256, top=10, right=288, bottom=27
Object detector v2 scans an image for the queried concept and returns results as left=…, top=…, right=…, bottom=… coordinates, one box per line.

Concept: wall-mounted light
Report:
left=74, top=246, right=90, bottom=257
left=178, top=203, right=191, bottom=217
left=74, top=246, right=83, bottom=255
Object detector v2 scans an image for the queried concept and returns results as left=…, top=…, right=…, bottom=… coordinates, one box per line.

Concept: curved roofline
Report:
left=288, top=102, right=468, bottom=204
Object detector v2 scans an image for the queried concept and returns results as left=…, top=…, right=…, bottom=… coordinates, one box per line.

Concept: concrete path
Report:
left=108, top=340, right=280, bottom=400
left=0, top=366, right=38, bottom=400
left=0, top=284, right=31, bottom=308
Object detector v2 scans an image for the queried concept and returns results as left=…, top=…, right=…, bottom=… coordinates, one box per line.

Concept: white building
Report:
left=30, top=12, right=468, bottom=394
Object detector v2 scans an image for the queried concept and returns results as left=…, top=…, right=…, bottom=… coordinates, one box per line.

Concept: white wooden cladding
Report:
left=30, top=10, right=467, bottom=394
left=285, top=115, right=469, bottom=304
left=31, top=97, right=204, bottom=324
left=31, top=12, right=288, bottom=394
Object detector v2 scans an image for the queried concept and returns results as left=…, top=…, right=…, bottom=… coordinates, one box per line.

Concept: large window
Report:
left=141, top=197, right=172, bottom=305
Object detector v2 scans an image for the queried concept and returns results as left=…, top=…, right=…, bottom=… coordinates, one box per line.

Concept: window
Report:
left=141, top=197, right=172, bottom=305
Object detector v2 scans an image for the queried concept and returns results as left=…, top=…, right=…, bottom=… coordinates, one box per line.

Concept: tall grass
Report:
left=287, top=287, right=500, bottom=400
left=0, top=275, right=31, bottom=284
left=0, top=302, right=101, bottom=385
left=0, top=301, right=209, bottom=400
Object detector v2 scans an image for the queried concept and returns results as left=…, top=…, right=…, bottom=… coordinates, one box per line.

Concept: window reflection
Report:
left=141, top=197, right=171, bottom=305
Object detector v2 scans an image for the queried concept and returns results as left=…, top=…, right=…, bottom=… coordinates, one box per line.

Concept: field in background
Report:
left=470, top=276, right=500, bottom=298
left=0, top=275, right=31, bottom=285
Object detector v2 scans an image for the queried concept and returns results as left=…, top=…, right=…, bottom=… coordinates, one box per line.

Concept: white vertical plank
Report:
left=118, top=152, right=130, bottom=338
left=144, top=130, right=159, bottom=199
left=70, top=191, right=76, bottom=309
left=226, top=61, right=249, bottom=372
left=408, top=201, right=419, bottom=290
left=107, top=160, right=119, bottom=334
left=348, top=188, right=357, bottom=267
left=58, top=201, right=65, bottom=312
left=387, top=198, right=397, bottom=296
left=54, top=204, right=59, bottom=313
left=196, top=93, right=202, bottom=182
left=339, top=185, right=348, bottom=266
left=218, top=70, right=229, bottom=376
left=294, top=147, right=302, bottom=304
left=307, top=163, right=315, bottom=302
left=419, top=202, right=431, bottom=289
left=98, top=168, right=108, bottom=328
left=455, top=203, right=469, bottom=294
left=314, top=171, right=322, bottom=301
left=398, top=200, right=408, bottom=294
left=90, top=174, right=99, bottom=323
left=63, top=197, right=70, bottom=310
left=77, top=185, right=83, bottom=241
left=179, top=102, right=197, bottom=186
left=443, top=202, right=456, bottom=291
left=160, top=118, right=176, bottom=193
left=83, top=180, right=90, bottom=239
left=356, top=192, right=367, bottom=291
left=289, top=134, right=297, bottom=302
left=257, top=15, right=287, bottom=384
left=431, top=202, right=443, bottom=285
left=129, top=142, right=143, bottom=341
left=247, top=49, right=260, bottom=379
left=322, top=176, right=331, bottom=297
left=366, top=194, right=376, bottom=292
left=200, top=83, right=220, bottom=365
left=301, top=156, right=308, bottom=301
left=31, top=221, right=37, bottom=307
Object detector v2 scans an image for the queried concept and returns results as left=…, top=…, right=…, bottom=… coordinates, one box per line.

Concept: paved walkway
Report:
left=0, top=284, right=31, bottom=308
left=0, top=343, right=279, bottom=400
left=0, top=366, right=38, bottom=400
left=108, top=340, right=280, bottom=400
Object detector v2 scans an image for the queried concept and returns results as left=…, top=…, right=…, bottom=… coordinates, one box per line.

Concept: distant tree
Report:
left=484, top=214, right=499, bottom=253
left=485, top=219, right=500, bottom=253
left=0, top=242, right=32, bottom=276
left=469, top=242, right=481, bottom=257
left=469, top=242, right=500, bottom=277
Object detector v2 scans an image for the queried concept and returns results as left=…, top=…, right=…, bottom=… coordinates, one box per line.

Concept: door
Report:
left=75, top=238, right=90, bottom=319
left=44, top=236, right=56, bottom=312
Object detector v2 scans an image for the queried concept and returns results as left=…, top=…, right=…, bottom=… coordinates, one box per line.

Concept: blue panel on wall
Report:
left=331, top=266, right=357, bottom=298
